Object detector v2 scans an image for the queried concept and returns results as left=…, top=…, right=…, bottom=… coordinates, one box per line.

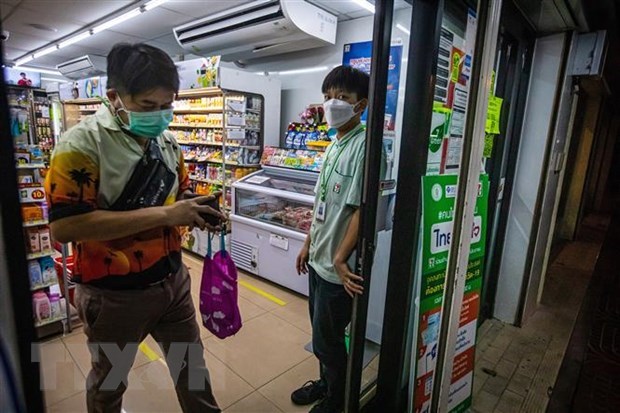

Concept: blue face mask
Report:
left=116, top=96, right=173, bottom=138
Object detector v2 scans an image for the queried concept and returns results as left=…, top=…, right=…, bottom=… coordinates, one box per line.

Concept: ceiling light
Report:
left=92, top=8, right=142, bottom=34
left=33, top=45, right=58, bottom=59
left=15, top=56, right=34, bottom=66
left=351, top=0, right=375, bottom=14
left=144, top=0, right=170, bottom=11
left=41, top=77, right=69, bottom=82
left=277, top=66, right=330, bottom=75
left=396, top=24, right=410, bottom=35
left=58, top=31, right=92, bottom=49
left=13, top=66, right=63, bottom=76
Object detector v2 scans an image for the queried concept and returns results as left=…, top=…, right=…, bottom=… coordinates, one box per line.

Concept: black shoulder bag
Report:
left=110, top=140, right=177, bottom=211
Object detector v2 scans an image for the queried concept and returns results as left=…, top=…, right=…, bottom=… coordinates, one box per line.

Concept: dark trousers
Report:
left=75, top=265, right=220, bottom=413
left=309, top=266, right=353, bottom=406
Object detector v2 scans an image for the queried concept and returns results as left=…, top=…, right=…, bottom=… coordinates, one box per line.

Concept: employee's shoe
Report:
left=291, top=380, right=327, bottom=406
left=309, top=397, right=343, bottom=413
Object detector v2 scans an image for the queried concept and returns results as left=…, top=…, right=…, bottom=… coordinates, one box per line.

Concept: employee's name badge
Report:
left=333, top=182, right=342, bottom=194
left=316, top=201, right=326, bottom=222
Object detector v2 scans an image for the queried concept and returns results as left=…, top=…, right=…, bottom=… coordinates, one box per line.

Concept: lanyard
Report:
left=319, top=124, right=365, bottom=202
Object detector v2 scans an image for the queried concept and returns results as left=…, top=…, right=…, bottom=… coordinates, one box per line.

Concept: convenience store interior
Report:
left=2, top=0, right=620, bottom=412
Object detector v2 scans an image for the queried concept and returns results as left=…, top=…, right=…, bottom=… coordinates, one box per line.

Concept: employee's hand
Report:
left=296, top=245, right=310, bottom=275
left=334, top=259, right=364, bottom=297
left=166, top=194, right=227, bottom=231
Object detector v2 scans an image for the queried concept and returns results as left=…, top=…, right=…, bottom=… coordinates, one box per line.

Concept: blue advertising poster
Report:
left=342, top=41, right=403, bottom=131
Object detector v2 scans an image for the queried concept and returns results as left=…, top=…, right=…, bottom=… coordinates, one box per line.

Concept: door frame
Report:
left=480, top=1, right=536, bottom=321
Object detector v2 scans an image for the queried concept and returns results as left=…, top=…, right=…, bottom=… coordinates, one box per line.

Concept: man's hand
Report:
left=166, top=194, right=227, bottom=231
left=334, top=258, right=364, bottom=297
left=296, top=244, right=310, bottom=275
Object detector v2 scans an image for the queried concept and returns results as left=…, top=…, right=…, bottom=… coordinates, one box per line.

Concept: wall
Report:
left=493, top=33, right=566, bottom=325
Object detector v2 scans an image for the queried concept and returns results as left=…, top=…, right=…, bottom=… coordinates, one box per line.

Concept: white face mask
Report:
left=323, top=98, right=362, bottom=128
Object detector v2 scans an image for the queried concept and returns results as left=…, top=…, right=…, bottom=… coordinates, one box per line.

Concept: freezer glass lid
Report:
left=244, top=172, right=315, bottom=196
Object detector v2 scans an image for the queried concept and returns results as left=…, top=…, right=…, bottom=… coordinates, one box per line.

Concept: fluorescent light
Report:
left=277, top=66, right=329, bottom=75
left=58, top=31, right=92, bottom=49
left=92, top=8, right=142, bottom=34
left=15, top=56, right=34, bottom=66
left=144, top=0, right=170, bottom=10
left=33, top=45, right=58, bottom=59
left=14, top=66, right=62, bottom=76
left=351, top=0, right=375, bottom=14
left=41, top=77, right=68, bottom=82
left=396, top=24, right=410, bottom=35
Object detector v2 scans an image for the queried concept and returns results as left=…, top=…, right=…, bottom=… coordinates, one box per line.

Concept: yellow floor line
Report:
left=139, top=342, right=161, bottom=362
left=238, top=280, right=287, bottom=306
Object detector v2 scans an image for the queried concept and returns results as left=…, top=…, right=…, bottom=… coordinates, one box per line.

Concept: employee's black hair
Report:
left=322, top=65, right=370, bottom=100
left=106, top=43, right=179, bottom=96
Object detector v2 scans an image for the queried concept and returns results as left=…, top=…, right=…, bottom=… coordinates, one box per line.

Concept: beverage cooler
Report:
left=230, top=165, right=318, bottom=296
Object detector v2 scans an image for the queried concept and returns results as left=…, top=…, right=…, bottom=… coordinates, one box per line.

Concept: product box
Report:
left=21, top=205, right=45, bottom=223
left=19, top=185, right=46, bottom=203
left=39, top=228, right=52, bottom=251
left=27, top=229, right=41, bottom=253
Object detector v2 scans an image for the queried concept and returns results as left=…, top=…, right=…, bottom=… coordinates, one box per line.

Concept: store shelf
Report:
left=79, top=109, right=98, bottom=112
left=184, top=158, right=222, bottom=164
left=246, top=108, right=262, bottom=113
left=190, top=177, right=224, bottom=186
left=228, top=162, right=261, bottom=167
left=177, top=87, right=222, bottom=98
left=177, top=140, right=223, bottom=147
left=16, top=163, right=46, bottom=169
left=34, top=316, right=64, bottom=328
left=27, top=250, right=55, bottom=260
left=31, top=280, right=58, bottom=292
left=173, top=108, right=222, bottom=113
left=23, top=219, right=49, bottom=228
left=227, top=126, right=261, bottom=131
left=184, top=158, right=261, bottom=168
left=226, top=145, right=261, bottom=150
left=169, top=123, right=223, bottom=129
left=9, top=104, right=30, bottom=109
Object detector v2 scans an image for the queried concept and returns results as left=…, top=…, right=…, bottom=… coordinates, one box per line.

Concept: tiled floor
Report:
left=471, top=214, right=610, bottom=413
left=43, top=213, right=607, bottom=413
left=43, top=253, right=318, bottom=413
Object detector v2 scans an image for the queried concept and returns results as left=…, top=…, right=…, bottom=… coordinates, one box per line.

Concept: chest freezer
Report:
left=230, top=165, right=318, bottom=295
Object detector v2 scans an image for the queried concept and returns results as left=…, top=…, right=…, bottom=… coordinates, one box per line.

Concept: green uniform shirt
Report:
left=308, top=124, right=386, bottom=284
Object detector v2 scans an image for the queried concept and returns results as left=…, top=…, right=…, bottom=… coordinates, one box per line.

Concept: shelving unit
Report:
left=9, top=85, right=72, bottom=339
left=171, top=87, right=264, bottom=210
left=172, top=86, right=266, bottom=257
left=61, top=98, right=102, bottom=130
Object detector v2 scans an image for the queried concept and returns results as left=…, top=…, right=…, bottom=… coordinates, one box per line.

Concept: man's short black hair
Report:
left=19, top=72, right=25, bottom=76
left=107, top=43, right=179, bottom=96
left=322, top=65, right=370, bottom=100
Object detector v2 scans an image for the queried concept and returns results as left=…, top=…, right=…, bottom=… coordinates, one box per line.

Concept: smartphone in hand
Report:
left=203, top=195, right=223, bottom=227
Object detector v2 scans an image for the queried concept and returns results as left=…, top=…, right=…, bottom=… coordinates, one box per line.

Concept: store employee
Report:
left=45, top=43, right=224, bottom=413
left=292, top=66, right=386, bottom=413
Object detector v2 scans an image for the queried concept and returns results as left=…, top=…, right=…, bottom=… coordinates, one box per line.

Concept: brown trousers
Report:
left=75, top=265, right=220, bottom=413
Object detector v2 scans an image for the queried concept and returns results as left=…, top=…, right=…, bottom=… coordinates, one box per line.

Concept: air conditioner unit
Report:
left=173, top=0, right=338, bottom=62
left=57, top=55, right=106, bottom=79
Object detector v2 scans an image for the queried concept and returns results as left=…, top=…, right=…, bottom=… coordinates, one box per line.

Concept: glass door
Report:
left=480, top=1, right=535, bottom=323
left=342, top=0, right=492, bottom=412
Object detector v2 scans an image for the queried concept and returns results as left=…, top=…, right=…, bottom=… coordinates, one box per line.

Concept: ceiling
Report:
left=0, top=0, right=407, bottom=72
